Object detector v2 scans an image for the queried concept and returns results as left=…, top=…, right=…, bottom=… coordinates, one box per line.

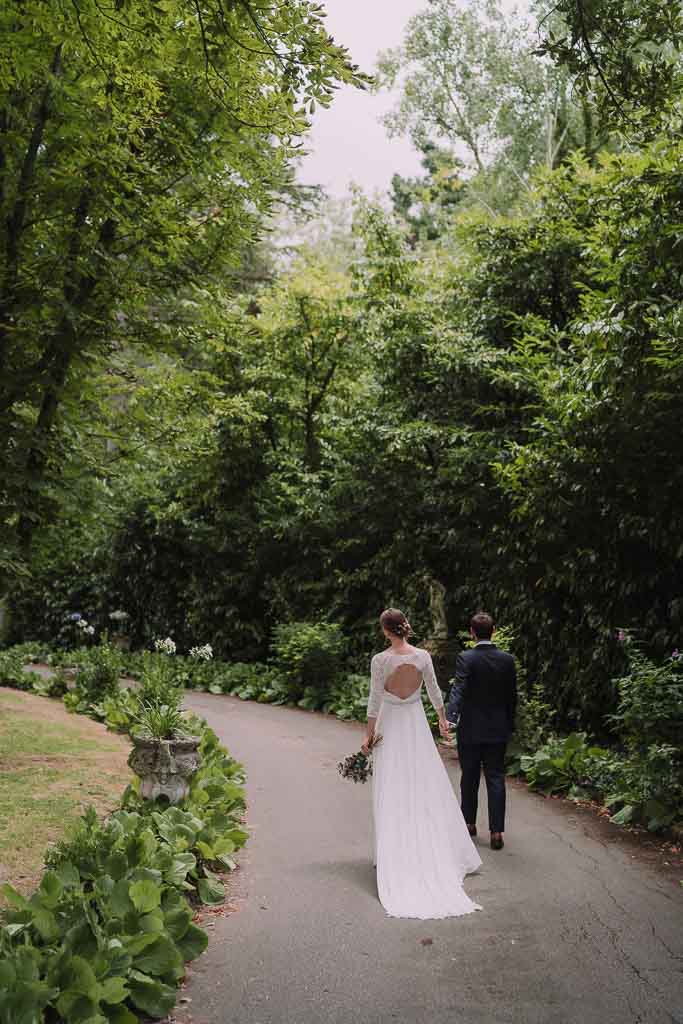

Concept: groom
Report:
left=446, top=611, right=517, bottom=850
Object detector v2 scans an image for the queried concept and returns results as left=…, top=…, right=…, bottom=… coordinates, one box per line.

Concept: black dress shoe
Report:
left=467, top=824, right=477, bottom=837
left=490, top=833, right=504, bottom=850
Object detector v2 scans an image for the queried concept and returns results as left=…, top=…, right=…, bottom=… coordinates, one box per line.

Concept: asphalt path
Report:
left=180, top=692, right=683, bottom=1024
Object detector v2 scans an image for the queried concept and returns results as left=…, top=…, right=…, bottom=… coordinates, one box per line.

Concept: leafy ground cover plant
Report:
left=520, top=732, right=609, bottom=795
left=517, top=650, right=683, bottom=832
left=0, top=727, right=247, bottom=1023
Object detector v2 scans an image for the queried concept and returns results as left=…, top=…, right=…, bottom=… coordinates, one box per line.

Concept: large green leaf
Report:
left=127, top=970, right=177, bottom=1018
left=103, top=1005, right=139, bottom=1024
left=133, top=935, right=183, bottom=978
left=30, top=906, right=59, bottom=943
left=12, top=948, right=43, bottom=983
left=55, top=991, right=101, bottom=1021
left=1, top=884, right=29, bottom=910
left=121, top=933, right=159, bottom=957
left=54, top=955, right=99, bottom=998
left=163, top=906, right=192, bottom=942
left=129, top=880, right=161, bottom=914
left=37, top=871, right=63, bottom=909
left=104, top=853, right=129, bottom=882
left=196, top=873, right=224, bottom=906
left=109, top=880, right=134, bottom=918
left=175, top=924, right=209, bottom=962
left=167, top=853, right=196, bottom=886
left=98, top=976, right=129, bottom=1005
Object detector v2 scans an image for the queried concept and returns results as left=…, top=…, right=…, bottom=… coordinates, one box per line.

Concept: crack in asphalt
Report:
left=546, top=826, right=632, bottom=916
left=651, top=923, right=683, bottom=964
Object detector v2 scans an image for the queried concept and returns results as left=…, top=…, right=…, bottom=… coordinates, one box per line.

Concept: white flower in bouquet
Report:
left=189, top=643, right=213, bottom=661
left=154, top=636, right=177, bottom=655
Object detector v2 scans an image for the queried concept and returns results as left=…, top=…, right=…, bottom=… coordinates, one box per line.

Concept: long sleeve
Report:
left=422, top=652, right=444, bottom=711
left=367, top=654, right=384, bottom=719
left=508, top=659, right=518, bottom=732
left=446, top=652, right=470, bottom=723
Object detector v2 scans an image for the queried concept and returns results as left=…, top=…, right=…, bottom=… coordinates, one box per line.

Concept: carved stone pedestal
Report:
left=128, top=736, right=201, bottom=804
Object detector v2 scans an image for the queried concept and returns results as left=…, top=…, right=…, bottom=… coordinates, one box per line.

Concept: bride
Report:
left=364, top=608, right=482, bottom=919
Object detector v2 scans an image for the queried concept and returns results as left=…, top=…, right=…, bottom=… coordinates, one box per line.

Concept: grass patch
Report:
left=0, top=687, right=132, bottom=904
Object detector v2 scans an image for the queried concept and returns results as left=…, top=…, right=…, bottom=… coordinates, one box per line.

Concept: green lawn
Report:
left=0, top=687, right=133, bottom=903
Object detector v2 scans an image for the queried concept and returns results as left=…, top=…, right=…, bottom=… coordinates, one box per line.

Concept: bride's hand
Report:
left=438, top=719, right=454, bottom=741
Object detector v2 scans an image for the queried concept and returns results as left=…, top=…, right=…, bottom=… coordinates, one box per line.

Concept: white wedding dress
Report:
left=368, top=647, right=482, bottom=919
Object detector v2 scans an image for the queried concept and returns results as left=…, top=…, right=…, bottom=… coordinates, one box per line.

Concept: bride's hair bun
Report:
left=379, top=608, right=412, bottom=638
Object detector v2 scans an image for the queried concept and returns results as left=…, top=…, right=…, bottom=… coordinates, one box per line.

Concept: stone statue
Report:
left=128, top=736, right=201, bottom=804
left=421, top=576, right=458, bottom=690
left=426, top=576, right=449, bottom=639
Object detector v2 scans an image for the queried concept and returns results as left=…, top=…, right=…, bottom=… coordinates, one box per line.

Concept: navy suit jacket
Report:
left=446, top=643, right=517, bottom=744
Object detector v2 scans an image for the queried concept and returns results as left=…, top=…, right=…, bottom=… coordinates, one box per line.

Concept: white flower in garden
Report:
left=154, top=637, right=177, bottom=655
left=109, top=609, right=129, bottom=623
left=189, top=643, right=213, bottom=661
left=76, top=618, right=89, bottom=630
left=86, top=625, right=95, bottom=635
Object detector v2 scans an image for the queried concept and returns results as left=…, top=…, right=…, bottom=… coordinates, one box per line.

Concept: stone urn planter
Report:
left=128, top=735, right=201, bottom=804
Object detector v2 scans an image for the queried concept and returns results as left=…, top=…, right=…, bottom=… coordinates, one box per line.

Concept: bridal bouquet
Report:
left=337, top=734, right=382, bottom=784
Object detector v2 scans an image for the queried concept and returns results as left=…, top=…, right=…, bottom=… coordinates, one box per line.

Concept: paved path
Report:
left=181, top=693, right=683, bottom=1024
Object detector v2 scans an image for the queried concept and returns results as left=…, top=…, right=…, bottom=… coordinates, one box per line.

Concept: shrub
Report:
left=71, top=640, right=124, bottom=705
left=507, top=682, right=555, bottom=773
left=0, top=648, right=34, bottom=690
left=609, top=649, right=683, bottom=749
left=271, top=621, right=346, bottom=702
left=583, top=745, right=683, bottom=832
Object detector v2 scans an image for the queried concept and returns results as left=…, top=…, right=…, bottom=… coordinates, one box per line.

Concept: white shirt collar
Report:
left=475, top=639, right=494, bottom=646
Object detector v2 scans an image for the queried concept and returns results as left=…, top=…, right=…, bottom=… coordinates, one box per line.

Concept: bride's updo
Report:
left=380, top=608, right=413, bottom=639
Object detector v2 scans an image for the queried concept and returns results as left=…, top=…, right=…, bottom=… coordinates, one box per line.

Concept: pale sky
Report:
left=297, top=0, right=530, bottom=199
left=297, top=0, right=427, bottom=198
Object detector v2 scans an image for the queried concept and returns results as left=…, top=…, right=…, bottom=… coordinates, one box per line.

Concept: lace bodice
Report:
left=367, top=647, right=444, bottom=719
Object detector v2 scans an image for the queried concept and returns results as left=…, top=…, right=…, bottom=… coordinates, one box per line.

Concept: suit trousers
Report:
left=457, top=740, right=507, bottom=834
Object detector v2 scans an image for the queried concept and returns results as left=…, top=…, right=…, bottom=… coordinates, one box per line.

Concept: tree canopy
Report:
left=2, top=0, right=682, bottom=740
left=0, top=0, right=364, bottom=564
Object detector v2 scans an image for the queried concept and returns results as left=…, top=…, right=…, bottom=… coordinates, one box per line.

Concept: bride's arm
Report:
left=423, top=653, right=451, bottom=739
left=364, top=655, right=383, bottom=751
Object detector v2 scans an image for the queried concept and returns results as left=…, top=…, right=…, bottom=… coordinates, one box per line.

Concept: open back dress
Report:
left=368, top=647, right=482, bottom=919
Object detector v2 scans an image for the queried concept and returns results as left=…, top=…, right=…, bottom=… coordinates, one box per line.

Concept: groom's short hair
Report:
left=470, top=611, right=494, bottom=639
